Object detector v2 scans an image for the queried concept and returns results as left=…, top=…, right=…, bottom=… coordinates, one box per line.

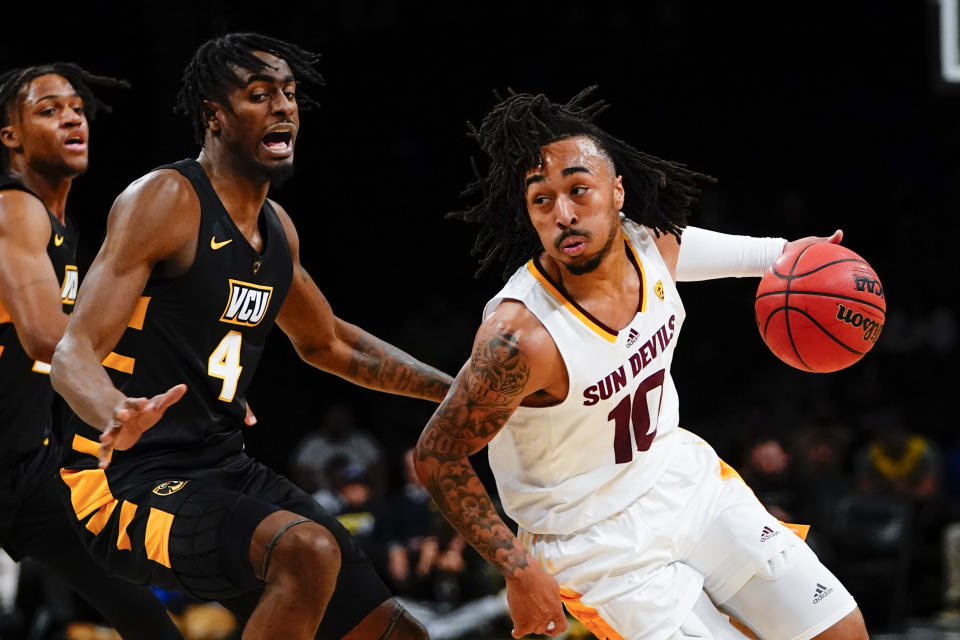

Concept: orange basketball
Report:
left=754, top=242, right=885, bottom=372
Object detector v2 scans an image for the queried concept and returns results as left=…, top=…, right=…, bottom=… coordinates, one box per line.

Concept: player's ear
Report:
left=0, top=124, right=22, bottom=151
left=613, top=175, right=624, bottom=211
left=202, top=100, right=222, bottom=134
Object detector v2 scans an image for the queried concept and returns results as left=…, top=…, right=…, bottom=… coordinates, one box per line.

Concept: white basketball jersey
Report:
left=485, top=218, right=686, bottom=534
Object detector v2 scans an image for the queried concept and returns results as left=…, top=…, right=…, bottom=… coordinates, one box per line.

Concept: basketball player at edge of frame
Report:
left=0, top=64, right=184, bottom=639
left=414, top=88, right=870, bottom=640
left=50, top=34, right=452, bottom=640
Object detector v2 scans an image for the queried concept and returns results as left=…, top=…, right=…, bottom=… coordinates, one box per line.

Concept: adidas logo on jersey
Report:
left=220, top=279, right=274, bottom=327
left=626, top=328, right=640, bottom=348
left=812, top=583, right=833, bottom=604
left=760, top=526, right=779, bottom=542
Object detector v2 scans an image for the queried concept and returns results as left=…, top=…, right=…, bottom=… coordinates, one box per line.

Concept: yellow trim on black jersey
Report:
left=102, top=351, right=135, bottom=374
left=0, top=301, right=9, bottom=325
left=145, top=508, right=174, bottom=568
left=72, top=433, right=111, bottom=463
left=86, top=499, right=119, bottom=535
left=117, top=501, right=137, bottom=550
left=59, top=468, right=115, bottom=520
left=127, top=296, right=151, bottom=330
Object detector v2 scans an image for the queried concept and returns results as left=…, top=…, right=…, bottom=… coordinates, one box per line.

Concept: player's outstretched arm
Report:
left=657, top=225, right=844, bottom=283
left=51, top=171, right=194, bottom=465
left=272, top=202, right=453, bottom=402
left=413, top=304, right=568, bottom=638
left=0, top=190, right=69, bottom=363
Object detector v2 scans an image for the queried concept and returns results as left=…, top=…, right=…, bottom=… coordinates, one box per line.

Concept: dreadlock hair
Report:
left=175, top=32, right=324, bottom=145
left=451, top=86, right=716, bottom=280
left=0, top=63, right=128, bottom=171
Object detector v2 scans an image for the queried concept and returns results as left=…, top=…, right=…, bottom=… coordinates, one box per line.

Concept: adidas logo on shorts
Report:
left=626, top=328, right=640, bottom=348
left=760, top=526, right=779, bottom=542
left=812, top=583, right=834, bottom=604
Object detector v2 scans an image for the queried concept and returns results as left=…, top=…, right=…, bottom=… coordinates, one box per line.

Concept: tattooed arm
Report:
left=273, top=202, right=452, bottom=401
left=414, top=301, right=569, bottom=638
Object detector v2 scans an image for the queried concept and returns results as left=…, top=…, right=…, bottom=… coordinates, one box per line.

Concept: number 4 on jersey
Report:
left=608, top=369, right=665, bottom=463
left=208, top=330, right=243, bottom=402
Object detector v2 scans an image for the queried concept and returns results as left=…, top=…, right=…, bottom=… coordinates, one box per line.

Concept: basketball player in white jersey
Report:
left=414, top=88, right=869, bottom=640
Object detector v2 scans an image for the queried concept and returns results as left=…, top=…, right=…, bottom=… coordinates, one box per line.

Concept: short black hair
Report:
left=0, top=63, right=128, bottom=171
left=175, top=32, right=324, bottom=144
left=451, top=86, right=715, bottom=280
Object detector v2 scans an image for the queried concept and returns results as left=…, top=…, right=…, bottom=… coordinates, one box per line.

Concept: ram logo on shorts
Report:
left=812, top=583, right=833, bottom=603
left=153, top=480, right=189, bottom=496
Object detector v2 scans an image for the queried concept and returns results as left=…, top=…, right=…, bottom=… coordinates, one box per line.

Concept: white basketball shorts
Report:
left=517, top=429, right=856, bottom=640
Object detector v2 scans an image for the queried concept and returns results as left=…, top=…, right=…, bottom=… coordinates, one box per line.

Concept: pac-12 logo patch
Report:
left=220, top=279, right=274, bottom=327
left=152, top=480, right=188, bottom=496
left=654, top=280, right=665, bottom=301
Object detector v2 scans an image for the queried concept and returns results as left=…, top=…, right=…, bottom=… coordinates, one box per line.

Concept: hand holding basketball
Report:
left=755, top=239, right=885, bottom=373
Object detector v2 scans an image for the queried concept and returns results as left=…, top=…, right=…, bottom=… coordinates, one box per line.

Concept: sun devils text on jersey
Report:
left=0, top=176, right=79, bottom=455
left=62, top=159, right=292, bottom=491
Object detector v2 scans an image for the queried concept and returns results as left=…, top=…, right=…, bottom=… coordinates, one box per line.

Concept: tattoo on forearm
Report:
left=347, top=333, right=451, bottom=401
left=415, top=332, right=532, bottom=577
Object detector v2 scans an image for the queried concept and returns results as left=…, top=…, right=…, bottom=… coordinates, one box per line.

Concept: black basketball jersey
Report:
left=63, top=159, right=293, bottom=488
left=0, top=176, right=79, bottom=455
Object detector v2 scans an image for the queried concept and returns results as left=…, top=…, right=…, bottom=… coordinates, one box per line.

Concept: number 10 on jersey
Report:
left=608, top=369, right=665, bottom=463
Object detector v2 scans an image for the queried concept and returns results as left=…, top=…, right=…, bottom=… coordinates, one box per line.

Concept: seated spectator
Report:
left=855, top=413, right=940, bottom=503
left=374, top=449, right=495, bottom=611
left=739, top=433, right=801, bottom=523
left=792, top=424, right=854, bottom=525
left=329, top=461, right=380, bottom=556
left=288, top=404, right=387, bottom=503
left=854, top=406, right=944, bottom=620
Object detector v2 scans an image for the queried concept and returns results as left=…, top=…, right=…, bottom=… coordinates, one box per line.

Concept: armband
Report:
left=675, top=226, right=787, bottom=282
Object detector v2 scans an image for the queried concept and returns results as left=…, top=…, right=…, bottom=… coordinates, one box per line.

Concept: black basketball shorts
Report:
left=61, top=453, right=391, bottom=637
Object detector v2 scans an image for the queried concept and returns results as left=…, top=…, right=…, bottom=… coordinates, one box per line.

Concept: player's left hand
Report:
left=99, top=384, right=187, bottom=469
left=783, top=229, right=843, bottom=255
left=244, top=400, right=257, bottom=426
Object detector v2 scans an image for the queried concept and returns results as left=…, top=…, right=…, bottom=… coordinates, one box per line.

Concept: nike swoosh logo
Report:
left=210, top=236, right=233, bottom=250
left=54, top=234, right=64, bottom=247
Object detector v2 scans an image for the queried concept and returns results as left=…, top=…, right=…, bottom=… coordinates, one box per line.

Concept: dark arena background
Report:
left=2, top=2, right=959, bottom=639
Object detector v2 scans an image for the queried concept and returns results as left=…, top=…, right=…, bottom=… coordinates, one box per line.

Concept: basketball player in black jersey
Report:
left=0, top=64, right=183, bottom=639
left=50, top=34, right=453, bottom=640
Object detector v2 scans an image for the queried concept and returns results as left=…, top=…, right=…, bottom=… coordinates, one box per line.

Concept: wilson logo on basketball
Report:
left=853, top=275, right=884, bottom=299
left=220, top=279, right=274, bottom=327
left=836, top=304, right=883, bottom=343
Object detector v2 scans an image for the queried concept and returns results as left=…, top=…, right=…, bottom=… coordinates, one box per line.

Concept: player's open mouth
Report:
left=261, top=130, right=293, bottom=156
left=64, top=135, right=86, bottom=151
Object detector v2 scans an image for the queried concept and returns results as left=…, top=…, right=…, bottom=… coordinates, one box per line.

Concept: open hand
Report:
left=99, top=384, right=187, bottom=468
left=506, top=564, right=568, bottom=638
